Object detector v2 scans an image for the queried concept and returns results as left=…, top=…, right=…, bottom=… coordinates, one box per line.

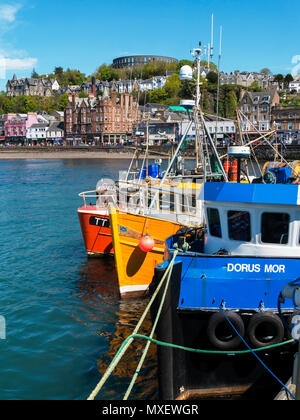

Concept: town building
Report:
left=4, top=113, right=39, bottom=144
left=289, top=80, right=300, bottom=93
left=220, top=70, right=274, bottom=89
left=238, top=89, right=280, bottom=132
left=26, top=123, right=49, bottom=143
left=6, top=74, right=60, bottom=97
left=112, top=55, right=178, bottom=69
left=272, top=105, right=300, bottom=143
left=64, top=87, right=140, bottom=145
left=0, top=115, right=7, bottom=141
left=46, top=121, right=64, bottom=145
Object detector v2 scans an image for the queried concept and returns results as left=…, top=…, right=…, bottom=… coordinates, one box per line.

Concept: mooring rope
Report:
left=87, top=250, right=296, bottom=400
left=87, top=251, right=178, bottom=401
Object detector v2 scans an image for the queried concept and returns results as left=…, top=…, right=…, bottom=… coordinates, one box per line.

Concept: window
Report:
left=207, top=208, right=222, bottom=238
left=159, top=193, right=175, bottom=211
left=261, top=212, right=290, bottom=244
left=181, top=194, right=196, bottom=213
left=228, top=211, right=251, bottom=242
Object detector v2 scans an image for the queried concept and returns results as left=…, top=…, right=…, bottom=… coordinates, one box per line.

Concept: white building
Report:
left=289, top=81, right=300, bottom=93
left=26, top=123, right=48, bottom=141
left=138, top=76, right=167, bottom=92
left=180, top=120, right=236, bottom=139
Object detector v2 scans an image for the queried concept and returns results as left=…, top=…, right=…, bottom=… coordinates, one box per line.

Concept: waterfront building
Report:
left=0, top=114, right=7, bottom=141
left=6, top=74, right=60, bottom=97
left=64, top=87, right=140, bottom=145
left=272, top=105, right=300, bottom=143
left=4, top=113, right=39, bottom=144
left=26, top=123, right=49, bottom=143
left=238, top=89, right=280, bottom=132
left=46, top=121, right=64, bottom=144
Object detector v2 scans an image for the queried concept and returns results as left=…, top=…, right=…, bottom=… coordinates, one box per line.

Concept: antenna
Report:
left=210, top=13, right=214, bottom=59
left=219, top=25, right=222, bottom=58
left=215, top=25, right=222, bottom=144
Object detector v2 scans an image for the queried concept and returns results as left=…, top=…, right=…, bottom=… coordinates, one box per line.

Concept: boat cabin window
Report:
left=207, top=208, right=222, bottom=238
left=159, top=192, right=175, bottom=212
left=228, top=211, right=251, bottom=242
left=261, top=212, right=290, bottom=244
left=180, top=194, right=196, bottom=213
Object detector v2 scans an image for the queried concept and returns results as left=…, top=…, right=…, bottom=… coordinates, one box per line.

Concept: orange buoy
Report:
left=223, top=160, right=230, bottom=174
left=229, top=160, right=238, bottom=182
left=139, top=235, right=155, bottom=252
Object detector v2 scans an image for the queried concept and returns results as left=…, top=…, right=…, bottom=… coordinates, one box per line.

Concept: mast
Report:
left=215, top=25, right=222, bottom=144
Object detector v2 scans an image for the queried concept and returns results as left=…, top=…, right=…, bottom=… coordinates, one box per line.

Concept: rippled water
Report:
left=0, top=158, right=160, bottom=400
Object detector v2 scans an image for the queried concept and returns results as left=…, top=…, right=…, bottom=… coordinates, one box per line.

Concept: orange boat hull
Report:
left=78, top=206, right=113, bottom=256
left=109, top=207, right=182, bottom=298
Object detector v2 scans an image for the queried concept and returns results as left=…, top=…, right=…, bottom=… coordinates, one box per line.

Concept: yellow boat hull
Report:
left=109, top=207, right=182, bottom=298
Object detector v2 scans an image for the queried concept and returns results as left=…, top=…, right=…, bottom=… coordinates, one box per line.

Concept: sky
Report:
left=0, top=0, right=299, bottom=90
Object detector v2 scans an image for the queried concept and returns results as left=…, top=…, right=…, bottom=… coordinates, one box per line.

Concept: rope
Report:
left=87, top=251, right=178, bottom=400
left=123, top=251, right=176, bottom=400
left=220, top=308, right=296, bottom=400
left=117, top=333, right=295, bottom=356
left=87, top=251, right=296, bottom=401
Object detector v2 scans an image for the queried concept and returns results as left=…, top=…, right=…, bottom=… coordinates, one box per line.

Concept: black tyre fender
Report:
left=247, top=312, right=284, bottom=348
left=207, top=311, right=245, bottom=350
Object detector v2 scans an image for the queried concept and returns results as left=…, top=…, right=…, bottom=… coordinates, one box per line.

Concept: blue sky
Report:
left=0, top=0, right=299, bottom=90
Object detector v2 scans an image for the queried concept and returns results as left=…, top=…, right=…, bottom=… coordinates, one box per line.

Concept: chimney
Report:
left=92, top=76, right=96, bottom=97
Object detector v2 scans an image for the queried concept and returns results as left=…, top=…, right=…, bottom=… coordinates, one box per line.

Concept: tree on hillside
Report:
left=206, top=71, right=218, bottom=84
left=274, top=74, right=284, bottom=89
left=247, top=81, right=264, bottom=92
left=224, top=89, right=238, bottom=118
left=148, top=88, right=168, bottom=104
left=31, top=68, right=39, bottom=78
left=93, top=64, right=119, bottom=82
left=54, top=67, right=64, bottom=80
left=284, top=73, right=294, bottom=89
left=260, top=68, right=272, bottom=76
left=164, top=73, right=181, bottom=98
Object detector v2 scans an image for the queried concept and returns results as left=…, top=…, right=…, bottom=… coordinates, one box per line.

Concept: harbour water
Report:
left=0, top=158, right=160, bottom=400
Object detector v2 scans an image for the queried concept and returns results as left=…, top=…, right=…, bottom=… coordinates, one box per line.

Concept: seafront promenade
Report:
left=2, top=144, right=300, bottom=160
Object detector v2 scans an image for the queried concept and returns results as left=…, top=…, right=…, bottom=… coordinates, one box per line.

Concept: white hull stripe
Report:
left=78, top=209, right=108, bottom=215
left=120, top=284, right=149, bottom=295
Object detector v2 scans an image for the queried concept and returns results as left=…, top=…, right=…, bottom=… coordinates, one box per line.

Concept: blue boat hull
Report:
left=150, top=255, right=298, bottom=400
left=173, top=254, right=299, bottom=312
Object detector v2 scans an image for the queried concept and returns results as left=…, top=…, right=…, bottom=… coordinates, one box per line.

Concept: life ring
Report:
left=247, top=312, right=284, bottom=348
left=207, top=311, right=245, bottom=350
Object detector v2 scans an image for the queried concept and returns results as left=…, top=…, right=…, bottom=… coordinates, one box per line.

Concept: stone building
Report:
left=238, top=89, right=280, bottom=132
left=6, top=74, right=60, bottom=97
left=272, top=105, right=300, bottom=143
left=64, top=87, right=140, bottom=145
left=220, top=71, right=273, bottom=89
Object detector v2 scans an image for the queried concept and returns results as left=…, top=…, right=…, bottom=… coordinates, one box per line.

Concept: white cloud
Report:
left=0, top=57, right=38, bottom=79
left=4, top=57, right=37, bottom=70
left=0, top=4, right=22, bottom=23
left=0, top=4, right=38, bottom=80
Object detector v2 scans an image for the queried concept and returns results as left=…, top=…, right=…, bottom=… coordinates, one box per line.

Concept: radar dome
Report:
left=179, top=65, right=193, bottom=81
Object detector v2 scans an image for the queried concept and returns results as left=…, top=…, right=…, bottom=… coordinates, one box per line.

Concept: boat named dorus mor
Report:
left=150, top=181, right=300, bottom=400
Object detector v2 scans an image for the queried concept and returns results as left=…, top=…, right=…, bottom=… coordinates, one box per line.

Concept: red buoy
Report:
left=139, top=235, right=155, bottom=252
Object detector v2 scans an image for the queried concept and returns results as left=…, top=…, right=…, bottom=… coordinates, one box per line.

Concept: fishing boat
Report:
left=150, top=181, right=299, bottom=400
left=109, top=179, right=204, bottom=298
left=77, top=149, right=167, bottom=257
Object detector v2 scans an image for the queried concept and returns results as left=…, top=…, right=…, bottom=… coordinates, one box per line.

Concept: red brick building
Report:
left=64, top=86, right=140, bottom=145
